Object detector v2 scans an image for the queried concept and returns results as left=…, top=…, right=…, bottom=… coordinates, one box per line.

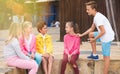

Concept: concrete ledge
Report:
left=0, top=68, right=12, bottom=74
left=37, top=59, right=94, bottom=74
left=0, top=61, right=26, bottom=74
left=95, top=60, right=120, bottom=74
left=51, top=59, right=120, bottom=74
left=2, top=58, right=120, bottom=74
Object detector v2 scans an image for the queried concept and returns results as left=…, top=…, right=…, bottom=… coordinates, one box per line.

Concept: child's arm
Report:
left=12, top=39, right=30, bottom=60
left=30, top=52, right=35, bottom=59
left=89, top=25, right=105, bottom=43
left=36, top=36, right=43, bottom=54
left=30, top=37, right=36, bottom=59
left=64, top=35, right=69, bottom=55
left=19, top=37, right=28, bottom=55
left=71, top=37, right=80, bottom=55
left=79, top=23, right=96, bottom=37
left=31, top=35, right=36, bottom=54
left=46, top=36, right=53, bottom=55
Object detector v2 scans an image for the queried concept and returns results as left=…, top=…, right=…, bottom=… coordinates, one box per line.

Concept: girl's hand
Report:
left=27, top=53, right=31, bottom=57
left=30, top=53, right=35, bottom=59
left=68, top=54, right=72, bottom=62
left=43, top=53, right=50, bottom=58
left=77, top=33, right=83, bottom=37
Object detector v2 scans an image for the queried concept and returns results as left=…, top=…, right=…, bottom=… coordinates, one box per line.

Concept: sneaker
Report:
left=87, top=53, right=93, bottom=59
left=92, top=55, right=99, bottom=61
left=87, top=53, right=99, bottom=61
left=87, top=54, right=93, bottom=59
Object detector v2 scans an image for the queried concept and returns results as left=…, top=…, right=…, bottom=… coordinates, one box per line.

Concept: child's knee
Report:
left=89, top=32, right=94, bottom=38
left=42, top=57, right=46, bottom=62
left=48, top=56, right=54, bottom=62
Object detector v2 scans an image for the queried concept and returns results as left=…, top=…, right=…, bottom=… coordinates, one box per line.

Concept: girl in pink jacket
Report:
left=61, top=21, right=80, bottom=74
left=19, top=21, right=42, bottom=65
left=4, top=22, right=38, bottom=74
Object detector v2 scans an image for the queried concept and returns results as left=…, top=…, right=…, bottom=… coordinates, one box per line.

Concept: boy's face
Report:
left=86, top=5, right=96, bottom=16
left=39, top=25, right=47, bottom=35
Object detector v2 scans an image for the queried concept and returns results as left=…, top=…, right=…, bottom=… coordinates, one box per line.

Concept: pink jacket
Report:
left=19, top=34, right=36, bottom=55
left=64, top=34, right=80, bottom=55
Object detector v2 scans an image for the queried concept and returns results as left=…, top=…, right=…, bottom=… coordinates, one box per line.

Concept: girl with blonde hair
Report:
left=19, top=21, right=42, bottom=65
left=4, top=22, right=38, bottom=74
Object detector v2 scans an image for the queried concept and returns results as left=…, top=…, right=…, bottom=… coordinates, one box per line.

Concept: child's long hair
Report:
left=66, top=21, right=82, bottom=44
left=66, top=21, right=80, bottom=34
left=22, top=21, right=32, bottom=31
left=21, top=21, right=32, bottom=43
left=5, top=22, right=22, bottom=44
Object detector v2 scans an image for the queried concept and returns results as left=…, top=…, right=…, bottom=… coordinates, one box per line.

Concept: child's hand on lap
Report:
left=68, top=54, right=72, bottom=62
left=43, top=53, right=50, bottom=58
left=30, top=53, right=35, bottom=59
left=27, top=53, right=31, bottom=57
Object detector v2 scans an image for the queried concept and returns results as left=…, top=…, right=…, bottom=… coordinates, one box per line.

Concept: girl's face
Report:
left=24, top=25, right=33, bottom=34
left=65, top=23, right=73, bottom=33
left=39, top=25, right=47, bottom=35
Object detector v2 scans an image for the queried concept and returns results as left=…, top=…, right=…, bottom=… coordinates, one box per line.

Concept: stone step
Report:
left=1, top=58, right=119, bottom=74
left=0, top=68, right=13, bottom=74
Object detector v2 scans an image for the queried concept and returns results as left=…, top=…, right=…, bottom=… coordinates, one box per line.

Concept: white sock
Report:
left=93, top=53, right=97, bottom=56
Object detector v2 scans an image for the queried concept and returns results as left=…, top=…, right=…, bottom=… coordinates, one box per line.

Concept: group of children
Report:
left=4, top=20, right=80, bottom=74
left=3, top=21, right=53, bottom=74
left=3, top=1, right=115, bottom=74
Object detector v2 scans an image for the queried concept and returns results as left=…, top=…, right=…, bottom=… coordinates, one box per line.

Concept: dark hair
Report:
left=85, top=1, right=97, bottom=10
left=66, top=21, right=79, bottom=34
left=36, top=21, right=47, bottom=33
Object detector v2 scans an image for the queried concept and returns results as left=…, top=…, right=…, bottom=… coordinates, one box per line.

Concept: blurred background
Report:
left=0, top=0, right=120, bottom=42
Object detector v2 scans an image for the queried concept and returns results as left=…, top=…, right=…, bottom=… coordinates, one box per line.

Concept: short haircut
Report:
left=85, top=1, right=97, bottom=10
left=36, top=21, right=47, bottom=32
